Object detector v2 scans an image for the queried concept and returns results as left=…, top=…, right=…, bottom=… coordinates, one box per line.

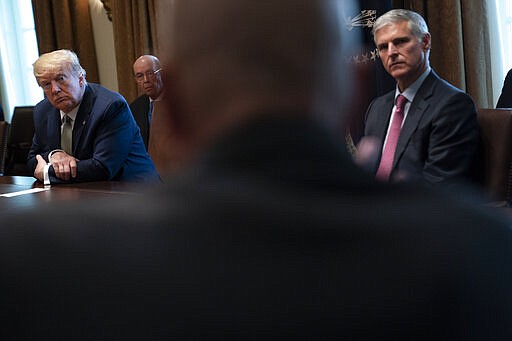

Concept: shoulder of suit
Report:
left=372, top=90, right=395, bottom=104
left=431, top=76, right=466, bottom=95
left=34, top=97, right=56, bottom=114
left=87, top=82, right=126, bottom=104
left=130, top=95, right=149, bottom=106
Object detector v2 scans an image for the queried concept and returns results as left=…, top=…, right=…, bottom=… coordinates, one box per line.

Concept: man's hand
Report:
left=354, top=136, right=380, bottom=173
left=34, top=154, right=47, bottom=182
left=50, top=151, right=78, bottom=181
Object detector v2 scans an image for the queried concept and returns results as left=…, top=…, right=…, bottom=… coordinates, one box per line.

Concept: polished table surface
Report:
left=0, top=176, right=144, bottom=213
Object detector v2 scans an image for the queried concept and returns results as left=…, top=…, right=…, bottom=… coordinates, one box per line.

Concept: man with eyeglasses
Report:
left=130, top=55, right=165, bottom=150
left=28, top=49, right=159, bottom=184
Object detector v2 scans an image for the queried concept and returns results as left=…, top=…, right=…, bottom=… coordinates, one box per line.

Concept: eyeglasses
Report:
left=134, top=68, right=162, bottom=82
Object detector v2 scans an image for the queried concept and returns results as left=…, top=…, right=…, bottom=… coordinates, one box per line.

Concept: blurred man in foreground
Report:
left=1, top=1, right=512, bottom=339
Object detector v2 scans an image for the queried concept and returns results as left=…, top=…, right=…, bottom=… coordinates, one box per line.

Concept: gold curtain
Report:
left=31, top=0, right=99, bottom=83
left=110, top=0, right=159, bottom=104
left=393, top=0, right=493, bottom=108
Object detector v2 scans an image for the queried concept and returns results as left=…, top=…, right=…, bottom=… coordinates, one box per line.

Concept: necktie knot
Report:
left=63, top=115, right=72, bottom=125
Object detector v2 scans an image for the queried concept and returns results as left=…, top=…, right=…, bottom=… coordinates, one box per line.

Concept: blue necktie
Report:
left=148, top=100, right=154, bottom=125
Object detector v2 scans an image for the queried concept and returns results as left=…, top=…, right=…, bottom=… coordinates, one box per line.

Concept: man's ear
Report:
left=422, top=32, right=432, bottom=51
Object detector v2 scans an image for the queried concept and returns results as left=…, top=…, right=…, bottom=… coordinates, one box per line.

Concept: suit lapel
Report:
left=375, top=93, right=395, bottom=146
left=393, top=71, right=438, bottom=168
left=73, top=85, right=95, bottom=154
left=47, top=108, right=62, bottom=150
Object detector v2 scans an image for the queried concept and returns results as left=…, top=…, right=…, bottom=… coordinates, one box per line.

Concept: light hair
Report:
left=372, top=9, right=429, bottom=43
left=33, top=49, right=87, bottom=81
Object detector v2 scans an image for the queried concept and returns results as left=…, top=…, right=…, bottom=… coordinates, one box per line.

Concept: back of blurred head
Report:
left=161, top=0, right=358, bottom=164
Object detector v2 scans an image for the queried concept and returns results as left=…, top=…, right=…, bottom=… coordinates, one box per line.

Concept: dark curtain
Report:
left=31, top=0, right=99, bottom=83
left=347, top=0, right=394, bottom=148
left=110, top=0, right=159, bottom=104
left=393, top=0, right=493, bottom=108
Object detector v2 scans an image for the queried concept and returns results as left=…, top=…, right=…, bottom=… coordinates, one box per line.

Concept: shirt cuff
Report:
left=43, top=163, right=51, bottom=186
left=48, top=149, right=64, bottom=163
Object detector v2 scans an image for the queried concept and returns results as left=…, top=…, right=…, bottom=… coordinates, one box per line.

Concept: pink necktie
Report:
left=375, top=94, right=407, bottom=181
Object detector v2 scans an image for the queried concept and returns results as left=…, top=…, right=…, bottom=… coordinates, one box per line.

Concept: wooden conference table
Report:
left=0, top=176, right=143, bottom=213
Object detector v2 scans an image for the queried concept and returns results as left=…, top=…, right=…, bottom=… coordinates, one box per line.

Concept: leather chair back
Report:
left=4, top=106, right=34, bottom=176
left=476, top=108, right=512, bottom=202
left=0, top=121, right=9, bottom=175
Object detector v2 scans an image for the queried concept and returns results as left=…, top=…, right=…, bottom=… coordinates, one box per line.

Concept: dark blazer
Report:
left=27, top=83, right=159, bottom=183
left=364, top=70, right=481, bottom=185
left=497, top=69, right=512, bottom=108
left=129, top=94, right=150, bottom=149
left=1, top=117, right=512, bottom=339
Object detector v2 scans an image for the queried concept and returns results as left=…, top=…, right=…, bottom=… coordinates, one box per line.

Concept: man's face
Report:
left=37, top=68, right=84, bottom=113
left=375, top=21, right=430, bottom=91
left=133, top=59, right=164, bottom=100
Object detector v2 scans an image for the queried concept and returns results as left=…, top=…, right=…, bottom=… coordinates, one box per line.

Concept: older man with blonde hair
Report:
left=28, top=49, right=159, bottom=184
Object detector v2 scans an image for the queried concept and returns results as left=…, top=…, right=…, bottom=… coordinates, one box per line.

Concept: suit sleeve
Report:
left=497, top=69, right=512, bottom=108
left=423, top=92, right=480, bottom=184
left=27, top=107, right=53, bottom=174
left=48, top=99, right=136, bottom=183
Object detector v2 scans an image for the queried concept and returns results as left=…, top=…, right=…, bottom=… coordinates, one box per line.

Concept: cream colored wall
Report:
left=88, top=0, right=118, bottom=92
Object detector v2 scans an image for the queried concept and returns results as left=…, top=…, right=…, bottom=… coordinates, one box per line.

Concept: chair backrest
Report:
left=476, top=108, right=512, bottom=202
left=0, top=121, right=9, bottom=175
left=4, top=106, right=35, bottom=176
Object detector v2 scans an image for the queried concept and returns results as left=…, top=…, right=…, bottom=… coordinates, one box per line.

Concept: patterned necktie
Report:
left=375, top=94, right=407, bottom=181
left=61, top=115, right=73, bottom=155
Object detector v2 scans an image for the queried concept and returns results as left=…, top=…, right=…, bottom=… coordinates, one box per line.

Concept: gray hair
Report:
left=33, top=49, right=87, bottom=80
left=372, top=9, right=429, bottom=42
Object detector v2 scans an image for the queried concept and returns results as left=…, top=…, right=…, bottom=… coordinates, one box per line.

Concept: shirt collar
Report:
left=394, top=66, right=431, bottom=103
left=60, top=103, right=80, bottom=122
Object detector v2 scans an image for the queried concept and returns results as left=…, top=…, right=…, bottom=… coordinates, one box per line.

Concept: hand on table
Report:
left=34, top=155, right=46, bottom=182
left=50, top=151, right=78, bottom=181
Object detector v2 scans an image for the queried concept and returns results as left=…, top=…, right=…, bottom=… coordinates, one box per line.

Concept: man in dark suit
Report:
left=28, top=49, right=159, bottom=184
left=1, top=1, right=512, bottom=339
left=129, top=55, right=164, bottom=149
left=497, top=69, right=512, bottom=108
left=360, top=9, right=480, bottom=185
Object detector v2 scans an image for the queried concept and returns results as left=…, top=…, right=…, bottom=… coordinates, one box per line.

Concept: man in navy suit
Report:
left=360, top=9, right=481, bottom=186
left=130, top=54, right=165, bottom=150
left=28, top=49, right=159, bottom=184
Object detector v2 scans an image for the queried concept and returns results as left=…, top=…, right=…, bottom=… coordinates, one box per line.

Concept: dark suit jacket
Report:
left=129, top=94, right=150, bottom=149
left=364, top=70, right=481, bottom=185
left=1, top=116, right=512, bottom=339
left=497, top=69, right=512, bottom=108
left=27, top=84, right=159, bottom=183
